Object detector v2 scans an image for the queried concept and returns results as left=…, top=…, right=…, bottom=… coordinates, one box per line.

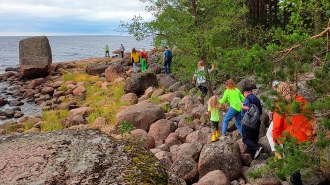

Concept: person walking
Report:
left=192, top=60, right=214, bottom=104
left=130, top=48, right=140, bottom=73
left=206, top=95, right=221, bottom=142
left=140, top=48, right=148, bottom=72
left=104, top=44, right=110, bottom=58
left=272, top=81, right=314, bottom=185
left=241, top=84, right=263, bottom=159
left=163, top=46, right=172, bottom=75
left=266, top=80, right=282, bottom=160
left=120, top=44, right=125, bottom=58
left=219, top=79, right=245, bottom=138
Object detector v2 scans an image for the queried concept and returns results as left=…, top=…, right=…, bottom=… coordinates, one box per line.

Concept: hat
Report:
left=241, top=84, right=254, bottom=94
left=272, top=80, right=280, bottom=87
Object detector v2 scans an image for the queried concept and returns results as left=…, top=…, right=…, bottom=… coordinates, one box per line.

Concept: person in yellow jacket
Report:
left=130, top=48, right=140, bottom=73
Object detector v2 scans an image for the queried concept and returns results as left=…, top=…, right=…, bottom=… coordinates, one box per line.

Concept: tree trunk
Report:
left=314, top=0, right=322, bottom=34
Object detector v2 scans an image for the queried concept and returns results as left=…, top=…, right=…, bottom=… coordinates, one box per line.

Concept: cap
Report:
left=272, top=80, right=280, bottom=87
left=241, top=84, right=254, bottom=94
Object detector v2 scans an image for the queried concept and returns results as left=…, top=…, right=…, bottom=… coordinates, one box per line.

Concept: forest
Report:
left=120, top=0, right=330, bottom=180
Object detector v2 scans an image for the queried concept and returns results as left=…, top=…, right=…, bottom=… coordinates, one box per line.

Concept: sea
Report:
left=0, top=35, right=155, bottom=74
left=0, top=35, right=154, bottom=124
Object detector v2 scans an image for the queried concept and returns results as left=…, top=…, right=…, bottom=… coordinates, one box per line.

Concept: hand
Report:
left=211, top=64, right=215, bottom=70
left=205, top=111, right=210, bottom=115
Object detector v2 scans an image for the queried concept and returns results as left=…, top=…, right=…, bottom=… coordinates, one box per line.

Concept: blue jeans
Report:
left=222, top=107, right=242, bottom=136
left=164, top=59, right=171, bottom=74
left=133, top=62, right=138, bottom=73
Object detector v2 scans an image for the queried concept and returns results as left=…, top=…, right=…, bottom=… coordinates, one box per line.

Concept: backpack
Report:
left=241, top=96, right=260, bottom=129
left=166, top=50, right=172, bottom=60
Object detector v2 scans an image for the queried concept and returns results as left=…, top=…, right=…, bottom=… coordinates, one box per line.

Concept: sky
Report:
left=0, top=0, right=154, bottom=36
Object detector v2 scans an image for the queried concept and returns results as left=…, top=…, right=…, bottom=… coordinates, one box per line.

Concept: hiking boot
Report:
left=211, top=133, right=217, bottom=142
left=254, top=147, right=263, bottom=159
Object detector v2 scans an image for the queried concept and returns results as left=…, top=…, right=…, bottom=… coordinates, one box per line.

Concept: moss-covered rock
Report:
left=0, top=129, right=170, bottom=185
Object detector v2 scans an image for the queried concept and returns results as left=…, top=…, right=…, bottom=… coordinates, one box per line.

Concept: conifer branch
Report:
left=275, top=21, right=330, bottom=63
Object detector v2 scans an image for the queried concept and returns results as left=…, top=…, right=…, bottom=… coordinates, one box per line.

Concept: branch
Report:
left=275, top=21, right=330, bottom=63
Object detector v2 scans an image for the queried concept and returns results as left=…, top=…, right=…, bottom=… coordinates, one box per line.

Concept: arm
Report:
left=239, top=92, right=245, bottom=102
left=163, top=51, right=166, bottom=63
left=219, top=90, right=228, bottom=104
left=207, top=64, right=215, bottom=73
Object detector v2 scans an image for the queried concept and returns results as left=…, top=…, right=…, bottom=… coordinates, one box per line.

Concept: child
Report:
left=140, top=48, right=148, bottom=72
left=192, top=61, right=214, bottom=104
left=206, top=95, right=220, bottom=142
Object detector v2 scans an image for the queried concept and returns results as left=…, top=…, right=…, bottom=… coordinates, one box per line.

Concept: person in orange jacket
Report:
left=272, top=82, right=314, bottom=144
left=272, top=81, right=314, bottom=185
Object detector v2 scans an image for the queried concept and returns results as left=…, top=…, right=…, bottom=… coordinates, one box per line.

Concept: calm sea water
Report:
left=0, top=35, right=154, bottom=74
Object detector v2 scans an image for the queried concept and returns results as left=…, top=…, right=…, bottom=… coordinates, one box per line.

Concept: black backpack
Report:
left=166, top=50, right=172, bottom=60
left=241, top=96, right=260, bottom=129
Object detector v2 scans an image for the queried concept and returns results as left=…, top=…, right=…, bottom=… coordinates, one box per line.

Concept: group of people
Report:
left=131, top=46, right=173, bottom=74
left=130, top=47, right=148, bottom=73
left=193, top=61, right=314, bottom=184
left=202, top=76, right=314, bottom=184
left=104, top=44, right=126, bottom=58
left=104, top=45, right=173, bottom=75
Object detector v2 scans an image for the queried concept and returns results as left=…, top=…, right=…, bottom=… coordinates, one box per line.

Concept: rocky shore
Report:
left=0, top=36, right=329, bottom=184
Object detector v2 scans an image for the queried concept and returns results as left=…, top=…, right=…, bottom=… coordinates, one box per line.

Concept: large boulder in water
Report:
left=0, top=129, right=171, bottom=185
left=19, top=36, right=52, bottom=78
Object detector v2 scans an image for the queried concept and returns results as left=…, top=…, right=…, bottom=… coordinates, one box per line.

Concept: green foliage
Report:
left=85, top=82, right=125, bottom=124
left=23, top=120, right=36, bottom=131
left=41, top=109, right=68, bottom=132
left=200, top=115, right=206, bottom=124
left=266, top=135, right=318, bottom=180
left=161, top=103, right=171, bottom=113
left=121, top=0, right=246, bottom=90
left=121, top=0, right=330, bottom=181
left=59, top=84, right=68, bottom=91
left=118, top=121, right=135, bottom=137
left=4, top=124, right=17, bottom=134
left=150, top=96, right=162, bottom=104
left=186, top=116, right=194, bottom=124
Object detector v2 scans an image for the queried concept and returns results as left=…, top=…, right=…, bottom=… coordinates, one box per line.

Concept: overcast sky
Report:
left=0, top=0, right=153, bottom=36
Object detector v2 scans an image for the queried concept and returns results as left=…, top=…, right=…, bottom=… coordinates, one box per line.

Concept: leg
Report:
left=142, top=59, right=146, bottom=71
left=133, top=62, right=137, bottom=73
left=168, top=60, right=171, bottom=74
left=164, top=60, right=168, bottom=74
left=210, top=121, right=217, bottom=133
left=121, top=51, right=124, bottom=58
left=242, top=124, right=260, bottom=155
left=266, top=121, right=276, bottom=152
left=234, top=111, right=243, bottom=136
left=198, top=85, right=207, bottom=104
left=221, top=107, right=237, bottom=135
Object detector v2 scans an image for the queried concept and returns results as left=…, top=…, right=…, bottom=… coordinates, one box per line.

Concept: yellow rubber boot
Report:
left=215, top=130, right=219, bottom=138
left=274, top=151, right=282, bottom=161
left=211, top=133, right=217, bottom=142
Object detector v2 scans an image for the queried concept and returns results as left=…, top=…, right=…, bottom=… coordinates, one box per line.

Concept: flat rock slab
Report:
left=0, top=129, right=169, bottom=185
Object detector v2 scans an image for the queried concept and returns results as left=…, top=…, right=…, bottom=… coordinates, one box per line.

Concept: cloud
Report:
left=0, top=0, right=154, bottom=36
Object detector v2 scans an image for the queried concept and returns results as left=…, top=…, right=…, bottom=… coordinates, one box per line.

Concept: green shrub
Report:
left=118, top=121, right=135, bottom=136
